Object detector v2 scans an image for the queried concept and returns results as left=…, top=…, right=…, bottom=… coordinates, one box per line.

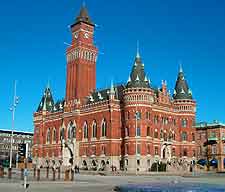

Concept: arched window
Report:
left=83, top=121, right=88, bottom=139
left=160, top=129, right=163, bottom=139
left=136, top=127, right=141, bottom=137
left=154, top=129, right=158, bottom=138
left=192, top=133, right=195, bottom=141
left=53, top=128, right=56, bottom=143
left=92, top=120, right=97, bottom=138
left=147, top=127, right=150, bottom=137
left=181, top=119, right=187, bottom=128
left=125, top=127, right=129, bottom=137
left=60, top=127, right=65, bottom=141
left=181, top=132, right=187, bottom=141
left=183, top=148, right=187, bottom=156
left=68, top=121, right=76, bottom=140
left=147, top=144, right=150, bottom=154
left=163, top=131, right=167, bottom=141
left=101, top=119, right=107, bottom=137
left=46, top=128, right=50, bottom=144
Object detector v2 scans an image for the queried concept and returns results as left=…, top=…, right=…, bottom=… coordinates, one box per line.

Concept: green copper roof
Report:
left=36, top=87, right=54, bottom=112
left=74, top=5, right=94, bottom=26
left=173, top=66, right=193, bottom=100
left=126, top=52, right=150, bottom=89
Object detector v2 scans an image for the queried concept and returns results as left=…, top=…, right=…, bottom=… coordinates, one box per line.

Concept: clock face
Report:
left=84, top=32, right=89, bottom=39
left=74, top=32, right=78, bottom=39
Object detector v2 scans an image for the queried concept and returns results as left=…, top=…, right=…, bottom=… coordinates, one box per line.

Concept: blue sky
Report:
left=0, top=0, right=225, bottom=132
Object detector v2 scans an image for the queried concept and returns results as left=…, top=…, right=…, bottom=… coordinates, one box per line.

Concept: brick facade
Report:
left=32, top=5, right=197, bottom=172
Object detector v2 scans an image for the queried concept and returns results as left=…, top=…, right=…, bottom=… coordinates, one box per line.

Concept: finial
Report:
left=179, top=63, right=183, bottom=73
left=110, top=79, right=115, bottom=93
left=136, top=40, right=140, bottom=58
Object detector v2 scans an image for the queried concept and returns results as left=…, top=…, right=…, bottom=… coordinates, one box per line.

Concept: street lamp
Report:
left=9, top=80, right=19, bottom=169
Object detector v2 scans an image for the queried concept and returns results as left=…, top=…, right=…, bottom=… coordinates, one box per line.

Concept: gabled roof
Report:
left=36, top=87, right=54, bottom=112
left=126, top=52, right=150, bottom=89
left=86, top=84, right=125, bottom=104
left=173, top=65, right=193, bottom=100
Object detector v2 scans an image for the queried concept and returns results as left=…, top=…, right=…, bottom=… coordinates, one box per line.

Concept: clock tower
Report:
left=65, top=5, right=98, bottom=103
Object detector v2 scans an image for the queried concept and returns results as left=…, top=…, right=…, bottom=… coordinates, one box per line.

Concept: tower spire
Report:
left=179, top=62, right=183, bottom=73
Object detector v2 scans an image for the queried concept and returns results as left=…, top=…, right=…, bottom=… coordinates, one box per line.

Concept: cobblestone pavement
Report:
left=0, top=171, right=225, bottom=192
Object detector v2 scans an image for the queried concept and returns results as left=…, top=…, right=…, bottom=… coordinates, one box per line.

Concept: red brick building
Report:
left=195, top=122, right=225, bottom=172
left=32, top=5, right=197, bottom=172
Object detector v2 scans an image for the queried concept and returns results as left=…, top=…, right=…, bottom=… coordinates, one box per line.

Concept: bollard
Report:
left=37, top=169, right=40, bottom=181
left=52, top=168, right=56, bottom=181
left=71, top=169, right=74, bottom=181
left=33, top=167, right=36, bottom=178
left=58, top=167, right=61, bottom=180
left=0, top=167, right=3, bottom=178
left=64, top=169, right=70, bottom=181
left=21, top=169, right=24, bottom=180
left=46, top=167, right=49, bottom=179
left=8, top=168, right=12, bottom=179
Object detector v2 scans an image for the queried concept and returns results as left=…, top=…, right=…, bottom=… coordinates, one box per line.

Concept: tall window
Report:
left=181, top=119, right=187, bottom=128
left=181, top=132, right=187, bottom=141
left=163, top=132, right=167, bottom=141
left=101, top=119, right=107, bottom=137
left=154, top=130, right=158, bottom=138
left=146, top=112, right=150, bottom=120
left=53, top=128, right=56, bottom=143
left=136, top=127, right=141, bottom=137
left=60, top=127, right=65, bottom=141
left=68, top=121, right=75, bottom=140
left=101, top=145, right=106, bottom=154
left=154, top=116, right=158, bottom=124
left=46, top=128, right=50, bottom=144
left=183, top=148, right=187, bottom=156
left=147, top=127, right=150, bottom=137
left=125, top=127, right=129, bottom=137
left=135, top=111, right=141, bottom=120
left=147, top=144, right=150, bottom=154
left=160, top=129, right=163, bottom=139
left=192, top=133, right=195, bottom=141
left=92, top=120, right=97, bottom=138
left=137, top=144, right=141, bottom=155
left=84, top=121, right=88, bottom=139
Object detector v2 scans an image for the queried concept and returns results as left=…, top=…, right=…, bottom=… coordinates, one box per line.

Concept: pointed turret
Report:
left=74, top=4, right=94, bottom=26
left=173, top=65, right=193, bottom=100
left=37, top=86, right=54, bottom=112
left=126, top=48, right=150, bottom=89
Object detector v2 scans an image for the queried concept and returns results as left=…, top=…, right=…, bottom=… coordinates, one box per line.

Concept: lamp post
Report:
left=9, top=81, right=19, bottom=169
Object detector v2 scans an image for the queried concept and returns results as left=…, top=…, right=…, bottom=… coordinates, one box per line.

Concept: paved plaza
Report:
left=0, top=172, right=225, bottom=192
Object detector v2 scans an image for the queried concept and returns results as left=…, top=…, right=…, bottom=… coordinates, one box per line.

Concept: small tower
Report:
left=109, top=80, right=115, bottom=100
left=173, top=65, right=196, bottom=145
left=122, top=48, right=154, bottom=172
left=36, top=85, right=54, bottom=113
left=126, top=48, right=150, bottom=89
